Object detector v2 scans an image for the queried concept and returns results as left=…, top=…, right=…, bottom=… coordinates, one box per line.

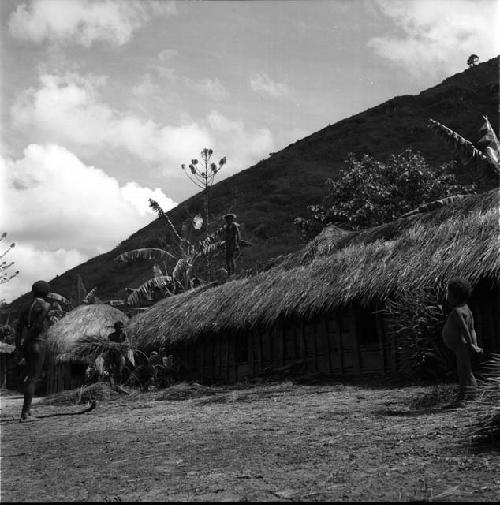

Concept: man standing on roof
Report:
left=15, top=280, right=52, bottom=421
left=224, top=213, right=241, bottom=276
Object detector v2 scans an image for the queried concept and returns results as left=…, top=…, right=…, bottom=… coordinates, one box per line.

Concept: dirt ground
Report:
left=1, top=381, right=499, bottom=502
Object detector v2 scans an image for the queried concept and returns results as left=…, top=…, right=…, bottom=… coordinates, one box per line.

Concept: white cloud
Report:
left=154, top=48, right=178, bottom=81
left=368, top=0, right=500, bottom=77
left=188, top=78, right=229, bottom=101
left=0, top=144, right=177, bottom=301
left=158, top=48, right=178, bottom=62
left=8, top=0, right=177, bottom=47
left=250, top=73, right=290, bottom=98
left=0, top=244, right=87, bottom=304
left=132, top=73, right=160, bottom=98
left=11, top=72, right=213, bottom=167
left=11, top=71, right=276, bottom=177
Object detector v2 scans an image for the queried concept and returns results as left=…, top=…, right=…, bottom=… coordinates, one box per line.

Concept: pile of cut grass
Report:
left=470, top=354, right=500, bottom=445
left=41, top=382, right=126, bottom=406
left=407, top=384, right=459, bottom=411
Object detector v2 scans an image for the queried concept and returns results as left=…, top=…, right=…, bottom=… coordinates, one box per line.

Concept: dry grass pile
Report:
left=470, top=354, right=500, bottom=444
left=154, top=382, right=233, bottom=401
left=407, top=384, right=459, bottom=411
left=41, top=381, right=124, bottom=406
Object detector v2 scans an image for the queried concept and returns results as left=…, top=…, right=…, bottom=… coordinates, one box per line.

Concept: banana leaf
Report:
left=115, top=248, right=176, bottom=263
left=127, top=275, right=173, bottom=306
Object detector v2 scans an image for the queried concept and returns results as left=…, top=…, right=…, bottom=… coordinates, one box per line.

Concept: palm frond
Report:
left=428, top=118, right=500, bottom=176
left=126, top=276, right=173, bottom=306
left=471, top=353, right=500, bottom=443
left=47, top=292, right=71, bottom=305
left=115, top=248, right=176, bottom=263
left=401, top=194, right=471, bottom=218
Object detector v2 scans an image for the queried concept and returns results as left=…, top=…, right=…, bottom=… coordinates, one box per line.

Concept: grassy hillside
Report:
left=8, top=57, right=499, bottom=312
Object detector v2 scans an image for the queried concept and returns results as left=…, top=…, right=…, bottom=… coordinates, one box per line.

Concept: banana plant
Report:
left=125, top=274, right=174, bottom=306
left=428, top=116, right=500, bottom=176
left=0, top=233, right=19, bottom=285
left=116, top=199, right=226, bottom=305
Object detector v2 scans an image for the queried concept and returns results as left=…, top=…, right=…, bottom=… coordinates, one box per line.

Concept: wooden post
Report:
left=225, top=336, right=231, bottom=382
left=293, top=323, right=299, bottom=360
left=298, top=322, right=306, bottom=367
left=280, top=324, right=285, bottom=366
left=335, top=314, right=344, bottom=375
left=269, top=328, right=275, bottom=367
left=349, top=307, right=362, bottom=375
left=259, top=330, right=264, bottom=372
left=390, top=317, right=398, bottom=372
left=211, top=338, right=216, bottom=381
left=248, top=330, right=255, bottom=376
left=314, top=320, right=320, bottom=371
left=375, top=309, right=387, bottom=374
left=217, top=338, right=221, bottom=380
left=233, top=337, right=238, bottom=382
left=200, top=342, right=205, bottom=384
left=324, top=318, right=333, bottom=374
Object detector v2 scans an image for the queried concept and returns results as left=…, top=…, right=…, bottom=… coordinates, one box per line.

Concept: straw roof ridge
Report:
left=128, top=189, right=499, bottom=351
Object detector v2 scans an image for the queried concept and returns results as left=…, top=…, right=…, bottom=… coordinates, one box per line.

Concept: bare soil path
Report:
left=1, top=382, right=499, bottom=502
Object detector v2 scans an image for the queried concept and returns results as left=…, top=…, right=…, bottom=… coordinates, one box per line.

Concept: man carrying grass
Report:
left=106, top=321, right=127, bottom=387
left=441, top=278, right=483, bottom=406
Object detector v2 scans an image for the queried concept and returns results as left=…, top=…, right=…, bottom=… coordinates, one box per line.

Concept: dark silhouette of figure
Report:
left=441, top=278, right=483, bottom=406
left=16, top=280, right=51, bottom=421
left=224, top=214, right=241, bottom=276
left=106, top=321, right=127, bottom=386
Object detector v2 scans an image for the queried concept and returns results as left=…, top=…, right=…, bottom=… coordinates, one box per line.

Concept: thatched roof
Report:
left=47, top=304, right=128, bottom=357
left=128, top=189, right=499, bottom=351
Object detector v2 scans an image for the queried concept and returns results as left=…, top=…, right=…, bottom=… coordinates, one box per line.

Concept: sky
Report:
left=1, top=0, right=498, bottom=302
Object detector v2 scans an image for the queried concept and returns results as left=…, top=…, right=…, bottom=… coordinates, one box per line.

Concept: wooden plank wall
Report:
left=180, top=306, right=396, bottom=383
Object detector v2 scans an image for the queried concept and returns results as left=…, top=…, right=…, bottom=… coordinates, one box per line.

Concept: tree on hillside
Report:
left=1, top=233, right=19, bottom=285
left=295, top=149, right=475, bottom=239
left=181, top=148, right=226, bottom=275
left=467, top=54, right=479, bottom=68
left=181, top=148, right=227, bottom=236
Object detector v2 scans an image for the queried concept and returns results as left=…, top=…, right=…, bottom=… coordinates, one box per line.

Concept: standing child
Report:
left=441, top=278, right=482, bottom=405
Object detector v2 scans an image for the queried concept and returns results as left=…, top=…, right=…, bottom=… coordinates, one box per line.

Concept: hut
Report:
left=46, top=304, right=129, bottom=394
left=0, top=342, right=18, bottom=390
left=127, top=189, right=500, bottom=383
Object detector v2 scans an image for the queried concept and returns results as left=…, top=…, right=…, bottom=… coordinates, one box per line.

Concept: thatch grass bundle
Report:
left=128, top=189, right=499, bottom=353
left=72, top=334, right=134, bottom=363
left=470, top=354, right=500, bottom=444
left=46, top=303, right=129, bottom=359
left=41, top=381, right=124, bottom=405
left=407, top=384, right=459, bottom=411
left=384, top=287, right=454, bottom=379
